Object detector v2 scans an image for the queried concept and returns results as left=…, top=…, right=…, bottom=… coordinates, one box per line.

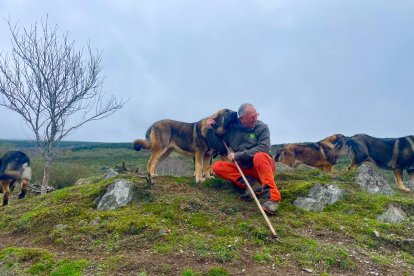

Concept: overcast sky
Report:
left=0, top=0, right=413, bottom=144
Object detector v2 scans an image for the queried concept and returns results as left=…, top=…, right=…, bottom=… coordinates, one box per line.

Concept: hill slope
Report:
left=0, top=167, right=413, bottom=275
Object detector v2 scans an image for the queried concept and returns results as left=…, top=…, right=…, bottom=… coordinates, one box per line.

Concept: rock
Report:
left=377, top=205, right=407, bottom=223
left=102, top=168, right=119, bottom=179
left=75, top=178, right=92, bottom=186
left=406, top=180, right=414, bottom=190
left=275, top=162, right=293, bottom=172
left=355, top=163, right=394, bottom=195
left=294, top=184, right=345, bottom=211
left=97, top=179, right=135, bottom=211
left=402, top=239, right=414, bottom=254
left=158, top=229, right=169, bottom=236
left=296, top=164, right=318, bottom=171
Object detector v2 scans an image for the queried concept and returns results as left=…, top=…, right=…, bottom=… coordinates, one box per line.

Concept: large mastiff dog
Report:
left=0, top=151, right=32, bottom=206
left=345, top=134, right=414, bottom=192
left=274, top=134, right=346, bottom=172
left=133, top=109, right=237, bottom=183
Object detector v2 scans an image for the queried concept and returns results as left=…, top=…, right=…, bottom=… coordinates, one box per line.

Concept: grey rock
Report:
left=377, top=205, right=407, bottom=223
left=296, top=164, right=318, bottom=171
left=75, top=178, right=92, bottom=186
left=97, top=179, right=135, bottom=211
left=294, top=184, right=345, bottom=211
left=275, top=162, right=293, bottom=172
left=406, top=180, right=414, bottom=190
left=102, top=168, right=119, bottom=179
left=355, top=163, right=394, bottom=195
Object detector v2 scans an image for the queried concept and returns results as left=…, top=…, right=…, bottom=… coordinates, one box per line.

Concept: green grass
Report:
left=0, top=247, right=89, bottom=275
left=0, top=145, right=413, bottom=275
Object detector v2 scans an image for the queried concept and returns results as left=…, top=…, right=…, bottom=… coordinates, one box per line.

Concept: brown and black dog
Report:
left=344, top=134, right=414, bottom=192
left=274, top=134, right=346, bottom=172
left=0, top=151, right=32, bottom=206
left=133, top=109, right=237, bottom=183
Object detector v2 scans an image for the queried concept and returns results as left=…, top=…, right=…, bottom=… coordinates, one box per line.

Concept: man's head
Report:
left=238, top=103, right=259, bottom=128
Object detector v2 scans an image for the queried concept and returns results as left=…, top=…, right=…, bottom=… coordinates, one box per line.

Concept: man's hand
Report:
left=227, top=152, right=235, bottom=162
left=206, top=118, right=216, bottom=129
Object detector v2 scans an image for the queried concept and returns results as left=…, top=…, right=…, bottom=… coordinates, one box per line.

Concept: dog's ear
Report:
left=222, top=110, right=237, bottom=127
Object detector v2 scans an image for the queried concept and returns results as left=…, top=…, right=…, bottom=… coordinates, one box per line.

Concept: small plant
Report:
left=206, top=267, right=229, bottom=276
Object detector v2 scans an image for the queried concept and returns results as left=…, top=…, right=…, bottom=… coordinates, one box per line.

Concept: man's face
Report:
left=239, top=106, right=259, bottom=128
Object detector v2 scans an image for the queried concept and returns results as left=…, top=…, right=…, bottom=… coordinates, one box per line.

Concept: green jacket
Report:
left=223, top=120, right=271, bottom=168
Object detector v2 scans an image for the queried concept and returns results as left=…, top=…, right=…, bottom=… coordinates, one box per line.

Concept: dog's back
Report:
left=347, top=134, right=414, bottom=170
left=0, top=151, right=32, bottom=206
left=0, top=151, right=31, bottom=180
left=134, top=119, right=196, bottom=155
left=275, top=134, right=345, bottom=171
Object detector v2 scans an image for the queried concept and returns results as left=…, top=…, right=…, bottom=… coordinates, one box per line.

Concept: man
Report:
left=207, top=103, right=281, bottom=215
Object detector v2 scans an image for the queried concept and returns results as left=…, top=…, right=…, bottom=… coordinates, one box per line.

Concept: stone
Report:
left=102, top=168, right=119, bottom=179
left=275, top=162, right=294, bottom=172
left=97, top=179, right=135, bottom=211
left=294, top=184, right=345, bottom=211
left=355, top=163, right=393, bottom=195
left=377, top=205, right=407, bottom=223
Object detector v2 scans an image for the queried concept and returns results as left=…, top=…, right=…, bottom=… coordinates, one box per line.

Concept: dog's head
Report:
left=204, top=109, right=237, bottom=154
left=211, top=109, right=238, bottom=135
left=273, top=145, right=285, bottom=162
left=326, top=134, right=349, bottom=156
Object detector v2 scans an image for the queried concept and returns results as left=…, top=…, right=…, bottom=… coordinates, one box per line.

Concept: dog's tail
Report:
left=133, top=139, right=151, bottom=151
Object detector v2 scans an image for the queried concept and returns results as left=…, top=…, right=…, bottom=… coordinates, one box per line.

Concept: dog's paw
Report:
left=204, top=174, right=215, bottom=180
left=398, top=186, right=411, bottom=193
left=196, top=177, right=207, bottom=184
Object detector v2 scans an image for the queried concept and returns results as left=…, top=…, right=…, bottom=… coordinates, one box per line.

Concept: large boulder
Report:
left=354, top=163, right=394, bottom=195
left=377, top=205, right=407, bottom=224
left=97, top=179, right=135, bottom=211
left=294, top=184, right=345, bottom=211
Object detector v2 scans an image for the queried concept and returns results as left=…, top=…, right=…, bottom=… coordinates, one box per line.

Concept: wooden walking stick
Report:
left=222, top=141, right=278, bottom=239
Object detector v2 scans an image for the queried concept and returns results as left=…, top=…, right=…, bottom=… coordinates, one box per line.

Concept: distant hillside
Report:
left=0, top=139, right=132, bottom=151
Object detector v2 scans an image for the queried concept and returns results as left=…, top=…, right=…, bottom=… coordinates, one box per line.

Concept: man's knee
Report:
left=253, top=152, right=270, bottom=162
left=212, top=161, right=224, bottom=174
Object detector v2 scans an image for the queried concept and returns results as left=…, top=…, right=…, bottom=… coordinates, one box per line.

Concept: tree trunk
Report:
left=41, top=158, right=52, bottom=194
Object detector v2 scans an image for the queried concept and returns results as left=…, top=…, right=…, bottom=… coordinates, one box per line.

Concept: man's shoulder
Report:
left=255, top=120, right=269, bottom=130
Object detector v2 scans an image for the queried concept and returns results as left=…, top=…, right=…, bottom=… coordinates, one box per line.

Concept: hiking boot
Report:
left=261, top=200, right=279, bottom=215
left=239, top=178, right=263, bottom=201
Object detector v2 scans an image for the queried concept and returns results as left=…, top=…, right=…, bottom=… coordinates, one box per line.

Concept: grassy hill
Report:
left=0, top=155, right=413, bottom=275
left=0, top=141, right=413, bottom=275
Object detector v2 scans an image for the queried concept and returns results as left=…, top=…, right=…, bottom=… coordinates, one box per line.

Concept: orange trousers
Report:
left=212, top=152, right=281, bottom=202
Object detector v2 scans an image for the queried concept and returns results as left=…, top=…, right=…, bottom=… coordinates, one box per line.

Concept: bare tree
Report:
left=0, top=16, right=126, bottom=193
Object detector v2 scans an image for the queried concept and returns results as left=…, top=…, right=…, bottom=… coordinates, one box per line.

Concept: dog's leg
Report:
left=18, top=178, right=29, bottom=199
left=322, top=164, right=332, bottom=172
left=202, top=153, right=214, bottom=179
left=393, top=169, right=410, bottom=192
left=147, top=148, right=173, bottom=184
left=194, top=151, right=206, bottom=183
left=147, top=150, right=161, bottom=184
left=1, top=180, right=10, bottom=206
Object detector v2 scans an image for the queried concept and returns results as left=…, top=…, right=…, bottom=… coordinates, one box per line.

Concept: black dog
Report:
left=0, top=151, right=32, bottom=206
left=345, top=134, right=414, bottom=192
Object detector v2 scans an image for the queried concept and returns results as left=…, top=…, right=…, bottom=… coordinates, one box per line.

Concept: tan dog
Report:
left=133, top=109, right=237, bottom=183
left=274, top=134, right=346, bottom=172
